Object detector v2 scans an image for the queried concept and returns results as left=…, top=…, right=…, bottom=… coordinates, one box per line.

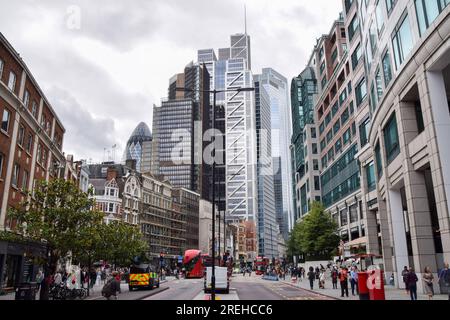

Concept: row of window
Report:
left=322, top=173, right=361, bottom=208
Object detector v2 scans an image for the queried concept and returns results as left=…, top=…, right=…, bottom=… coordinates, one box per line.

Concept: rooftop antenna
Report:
left=244, top=4, right=247, bottom=35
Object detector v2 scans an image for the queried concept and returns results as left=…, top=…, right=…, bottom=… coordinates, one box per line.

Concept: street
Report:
left=140, top=274, right=334, bottom=301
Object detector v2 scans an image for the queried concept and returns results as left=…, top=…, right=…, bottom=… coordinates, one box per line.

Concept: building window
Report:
left=341, top=108, right=350, bottom=125
left=351, top=43, right=362, bottom=70
left=359, top=117, right=371, bottom=146
left=18, top=125, right=25, bottom=147
left=350, top=227, right=360, bottom=241
left=376, top=0, right=385, bottom=33
left=349, top=204, right=358, bottom=223
left=382, top=50, right=393, bottom=87
left=343, top=128, right=351, bottom=145
left=333, top=120, right=341, bottom=135
left=340, top=209, right=348, bottom=226
left=366, top=162, right=376, bottom=192
left=0, top=59, right=3, bottom=79
left=356, top=78, right=367, bottom=107
left=392, top=13, right=414, bottom=69
left=37, top=144, right=42, bottom=164
left=312, top=143, right=318, bottom=155
left=8, top=71, right=16, bottom=92
left=386, top=0, right=397, bottom=14
left=335, top=138, right=342, bottom=154
left=314, top=176, right=320, bottom=191
left=375, top=142, right=383, bottom=178
left=1, top=109, right=10, bottom=133
left=384, top=113, right=400, bottom=164
left=12, top=163, right=20, bottom=187
left=31, top=101, right=38, bottom=118
left=21, top=170, right=29, bottom=191
left=415, top=101, right=425, bottom=133
left=415, top=0, right=446, bottom=36
left=23, top=90, right=30, bottom=108
left=348, top=15, right=360, bottom=42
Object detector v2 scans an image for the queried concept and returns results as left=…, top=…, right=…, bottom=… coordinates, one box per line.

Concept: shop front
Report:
left=0, top=240, right=46, bottom=292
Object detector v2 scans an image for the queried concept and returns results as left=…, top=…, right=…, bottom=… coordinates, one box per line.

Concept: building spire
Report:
left=244, top=4, right=247, bottom=35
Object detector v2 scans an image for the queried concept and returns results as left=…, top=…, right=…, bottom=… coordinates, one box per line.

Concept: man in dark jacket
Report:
left=406, top=267, right=418, bottom=301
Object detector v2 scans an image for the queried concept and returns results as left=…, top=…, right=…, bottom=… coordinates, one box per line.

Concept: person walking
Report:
left=35, top=270, right=44, bottom=293
left=89, top=268, right=97, bottom=289
left=406, top=267, right=418, bottom=301
left=422, top=267, right=434, bottom=300
left=350, top=266, right=359, bottom=296
left=339, top=267, right=349, bottom=298
left=401, top=266, right=409, bottom=294
left=319, top=270, right=326, bottom=289
left=102, top=272, right=121, bottom=300
left=307, top=267, right=315, bottom=290
left=438, top=262, right=450, bottom=300
left=331, top=267, right=338, bottom=289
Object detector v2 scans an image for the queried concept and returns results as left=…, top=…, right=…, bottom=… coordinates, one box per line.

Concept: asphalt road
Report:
left=139, top=275, right=334, bottom=300
left=232, top=275, right=334, bottom=300
left=143, top=278, right=204, bottom=300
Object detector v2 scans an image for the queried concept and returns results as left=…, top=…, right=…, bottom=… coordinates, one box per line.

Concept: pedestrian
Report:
left=35, top=270, right=44, bottom=291
left=438, top=262, right=450, bottom=300
left=319, top=270, right=326, bottom=289
left=53, top=270, right=62, bottom=285
left=90, top=268, right=97, bottom=289
left=350, top=266, right=359, bottom=296
left=422, top=267, right=434, bottom=300
left=315, top=267, right=320, bottom=280
left=331, top=267, right=338, bottom=289
left=339, top=267, right=349, bottom=298
left=406, top=267, right=418, bottom=301
left=401, top=266, right=409, bottom=294
left=102, top=272, right=121, bottom=300
left=307, top=267, right=315, bottom=290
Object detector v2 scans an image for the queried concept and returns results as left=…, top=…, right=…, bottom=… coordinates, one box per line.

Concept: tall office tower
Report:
left=197, top=32, right=258, bottom=259
left=123, top=122, right=153, bottom=173
left=290, top=67, right=319, bottom=222
left=258, top=68, right=293, bottom=240
left=151, top=62, right=211, bottom=200
left=254, top=75, right=278, bottom=258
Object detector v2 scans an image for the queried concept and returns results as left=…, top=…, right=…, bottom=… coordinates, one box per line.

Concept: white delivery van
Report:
left=204, top=267, right=230, bottom=294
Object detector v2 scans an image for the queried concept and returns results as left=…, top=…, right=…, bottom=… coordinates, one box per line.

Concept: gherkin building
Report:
left=123, top=122, right=152, bottom=173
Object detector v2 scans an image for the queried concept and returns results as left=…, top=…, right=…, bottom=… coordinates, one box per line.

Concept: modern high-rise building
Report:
left=254, top=74, right=278, bottom=258
left=198, top=32, right=258, bottom=259
left=151, top=62, right=211, bottom=200
left=258, top=68, right=293, bottom=240
left=123, top=122, right=152, bottom=173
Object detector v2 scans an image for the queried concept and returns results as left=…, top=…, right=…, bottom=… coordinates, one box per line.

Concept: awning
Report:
left=344, top=236, right=367, bottom=248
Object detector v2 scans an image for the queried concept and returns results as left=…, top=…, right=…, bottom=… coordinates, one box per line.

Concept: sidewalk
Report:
left=281, top=276, right=448, bottom=301
left=0, top=277, right=173, bottom=301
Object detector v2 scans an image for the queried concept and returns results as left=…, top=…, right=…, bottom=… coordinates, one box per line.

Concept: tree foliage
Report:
left=288, top=202, right=340, bottom=261
left=8, top=179, right=103, bottom=271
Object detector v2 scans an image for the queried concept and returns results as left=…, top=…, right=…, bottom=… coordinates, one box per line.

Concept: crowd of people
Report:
left=400, top=263, right=450, bottom=301
left=285, top=261, right=450, bottom=301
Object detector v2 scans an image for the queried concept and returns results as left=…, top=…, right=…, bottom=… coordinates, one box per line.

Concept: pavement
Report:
left=0, top=277, right=173, bottom=301
left=281, top=275, right=449, bottom=301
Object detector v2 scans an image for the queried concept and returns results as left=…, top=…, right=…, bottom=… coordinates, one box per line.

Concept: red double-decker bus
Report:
left=254, top=256, right=270, bottom=275
left=183, top=250, right=205, bottom=279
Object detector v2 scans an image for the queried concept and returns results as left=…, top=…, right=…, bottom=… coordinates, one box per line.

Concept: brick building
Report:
left=0, top=32, right=66, bottom=290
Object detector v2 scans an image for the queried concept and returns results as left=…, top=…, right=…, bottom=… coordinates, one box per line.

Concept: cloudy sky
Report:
left=0, top=0, right=342, bottom=163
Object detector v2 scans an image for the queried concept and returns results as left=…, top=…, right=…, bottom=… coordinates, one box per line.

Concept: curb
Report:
left=281, top=280, right=340, bottom=300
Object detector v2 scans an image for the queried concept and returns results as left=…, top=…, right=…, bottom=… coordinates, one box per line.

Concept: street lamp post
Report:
left=176, top=86, right=254, bottom=301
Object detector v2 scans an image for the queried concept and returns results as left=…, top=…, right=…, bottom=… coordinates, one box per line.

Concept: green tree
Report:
left=99, top=221, right=148, bottom=268
left=7, top=179, right=103, bottom=299
left=288, top=202, right=340, bottom=261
